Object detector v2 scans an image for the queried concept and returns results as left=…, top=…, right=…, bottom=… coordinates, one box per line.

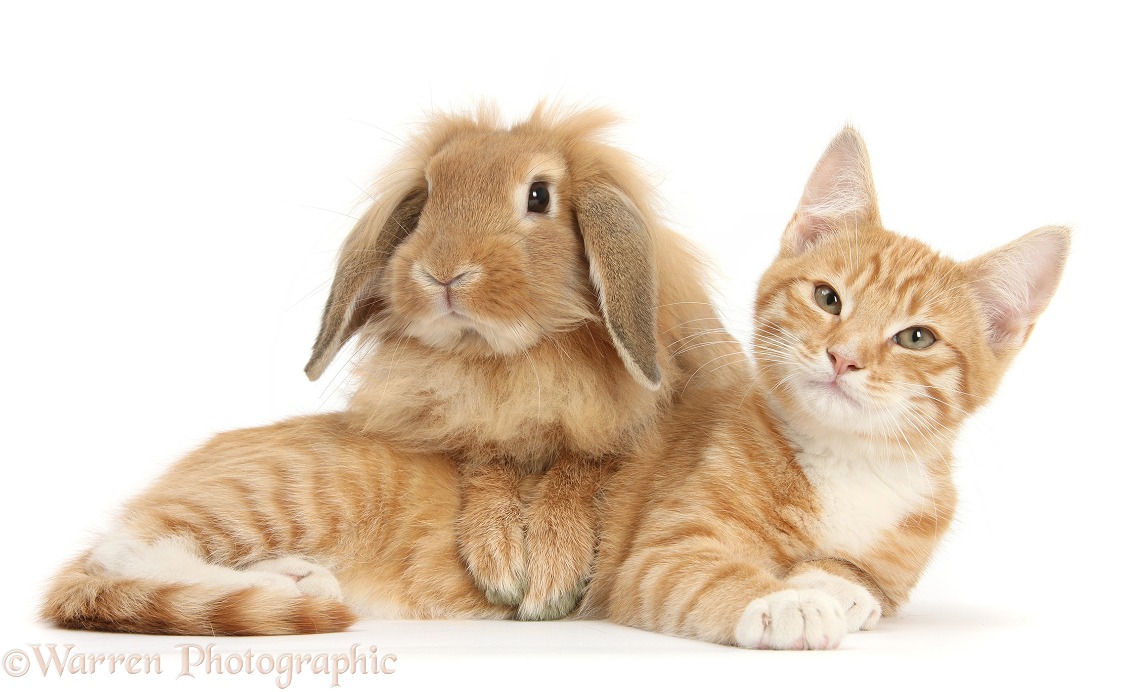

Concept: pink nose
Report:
left=828, top=350, right=861, bottom=377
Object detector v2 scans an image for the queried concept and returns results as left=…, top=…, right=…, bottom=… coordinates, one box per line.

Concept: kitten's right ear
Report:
left=304, top=188, right=428, bottom=381
left=781, top=127, right=882, bottom=256
left=964, top=225, right=1071, bottom=353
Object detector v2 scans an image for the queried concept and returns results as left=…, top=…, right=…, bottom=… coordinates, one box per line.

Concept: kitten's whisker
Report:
left=751, top=339, right=799, bottom=356
left=654, top=300, right=718, bottom=311
left=681, top=352, right=757, bottom=395
left=671, top=339, right=746, bottom=359
left=661, top=316, right=733, bottom=336
left=750, top=342, right=798, bottom=358
left=889, top=379, right=978, bottom=401
left=697, top=354, right=756, bottom=381
left=888, top=381, right=977, bottom=415
left=750, top=329, right=801, bottom=349
left=885, top=405, right=948, bottom=533
left=667, top=328, right=736, bottom=349
left=752, top=319, right=805, bottom=345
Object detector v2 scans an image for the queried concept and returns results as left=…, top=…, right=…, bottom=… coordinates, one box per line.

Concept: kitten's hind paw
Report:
left=243, top=556, right=344, bottom=601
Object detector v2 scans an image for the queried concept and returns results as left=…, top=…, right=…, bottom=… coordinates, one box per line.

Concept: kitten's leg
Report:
left=786, top=559, right=883, bottom=632
left=43, top=416, right=368, bottom=635
left=783, top=507, right=956, bottom=630
left=456, top=462, right=528, bottom=606
left=518, top=456, right=610, bottom=621
left=93, top=528, right=350, bottom=602
left=92, top=529, right=302, bottom=596
left=52, top=524, right=356, bottom=636
left=610, top=541, right=847, bottom=649
left=44, top=414, right=509, bottom=634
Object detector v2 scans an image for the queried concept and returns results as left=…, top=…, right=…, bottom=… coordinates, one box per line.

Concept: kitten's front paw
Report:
left=244, top=556, right=343, bottom=601
left=734, top=590, right=846, bottom=650
left=788, top=569, right=881, bottom=632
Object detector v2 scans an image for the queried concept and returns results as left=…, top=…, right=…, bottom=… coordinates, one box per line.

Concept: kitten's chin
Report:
left=780, top=379, right=887, bottom=437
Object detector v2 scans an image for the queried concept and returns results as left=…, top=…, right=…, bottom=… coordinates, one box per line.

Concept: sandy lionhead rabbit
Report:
left=41, top=103, right=746, bottom=633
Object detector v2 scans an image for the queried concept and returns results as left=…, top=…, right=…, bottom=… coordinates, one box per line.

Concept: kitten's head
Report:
left=754, top=128, right=1069, bottom=448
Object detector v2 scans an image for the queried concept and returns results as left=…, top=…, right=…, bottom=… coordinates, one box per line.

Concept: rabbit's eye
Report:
left=528, top=182, right=550, bottom=214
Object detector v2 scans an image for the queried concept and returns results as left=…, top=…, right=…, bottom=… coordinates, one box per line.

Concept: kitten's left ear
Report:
left=782, top=127, right=882, bottom=256
left=964, top=225, right=1071, bottom=352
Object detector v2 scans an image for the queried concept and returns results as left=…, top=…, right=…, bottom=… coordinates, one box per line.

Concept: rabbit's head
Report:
left=306, top=104, right=663, bottom=390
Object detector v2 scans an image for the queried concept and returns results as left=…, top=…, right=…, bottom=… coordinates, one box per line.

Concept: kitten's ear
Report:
left=781, top=127, right=882, bottom=256
left=964, top=225, right=1071, bottom=352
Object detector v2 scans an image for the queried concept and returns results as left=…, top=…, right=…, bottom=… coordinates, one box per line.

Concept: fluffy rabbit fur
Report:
left=307, top=104, right=745, bottom=619
left=41, top=104, right=747, bottom=629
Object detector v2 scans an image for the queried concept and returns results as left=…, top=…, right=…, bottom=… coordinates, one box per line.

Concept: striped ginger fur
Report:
left=42, top=555, right=356, bottom=636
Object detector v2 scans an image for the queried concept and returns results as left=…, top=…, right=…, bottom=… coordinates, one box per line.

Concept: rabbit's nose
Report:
left=420, top=269, right=470, bottom=287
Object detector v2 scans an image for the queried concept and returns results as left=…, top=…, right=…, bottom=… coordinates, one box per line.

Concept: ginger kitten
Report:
left=582, top=127, right=1069, bottom=648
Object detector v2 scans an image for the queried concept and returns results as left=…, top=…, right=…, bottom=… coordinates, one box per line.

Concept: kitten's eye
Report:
left=893, top=326, right=937, bottom=350
left=813, top=284, right=841, bottom=315
left=528, top=182, right=550, bottom=214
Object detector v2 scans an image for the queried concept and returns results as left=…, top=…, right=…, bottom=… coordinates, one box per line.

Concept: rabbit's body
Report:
left=41, top=104, right=748, bottom=630
left=304, top=105, right=746, bottom=617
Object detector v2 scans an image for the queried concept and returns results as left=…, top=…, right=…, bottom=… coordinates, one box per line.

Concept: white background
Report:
left=1, top=1, right=1131, bottom=690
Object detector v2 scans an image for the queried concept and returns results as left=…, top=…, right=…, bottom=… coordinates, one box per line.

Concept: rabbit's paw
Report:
left=516, top=510, right=591, bottom=620
left=458, top=507, right=528, bottom=607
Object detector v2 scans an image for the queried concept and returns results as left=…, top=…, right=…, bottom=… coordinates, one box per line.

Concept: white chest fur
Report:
left=795, top=444, right=934, bottom=558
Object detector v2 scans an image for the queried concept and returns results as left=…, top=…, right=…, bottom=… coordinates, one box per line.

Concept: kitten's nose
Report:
left=828, top=350, right=861, bottom=377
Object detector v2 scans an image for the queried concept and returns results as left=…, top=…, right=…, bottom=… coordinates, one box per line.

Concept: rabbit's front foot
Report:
left=457, top=463, right=528, bottom=606
left=516, top=456, right=607, bottom=620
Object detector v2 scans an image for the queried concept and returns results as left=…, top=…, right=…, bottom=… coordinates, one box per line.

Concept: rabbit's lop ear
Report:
left=305, top=188, right=428, bottom=381
left=576, top=184, right=662, bottom=390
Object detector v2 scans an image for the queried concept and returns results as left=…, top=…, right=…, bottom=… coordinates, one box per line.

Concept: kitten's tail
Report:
left=40, top=553, right=358, bottom=636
